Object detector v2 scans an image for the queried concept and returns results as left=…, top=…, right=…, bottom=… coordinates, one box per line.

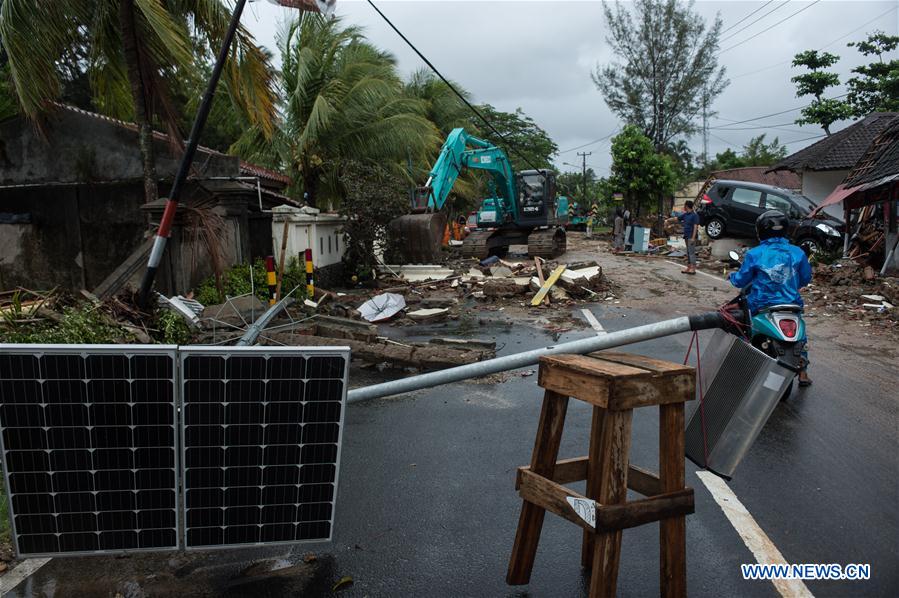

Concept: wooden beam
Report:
left=517, top=468, right=593, bottom=532
left=530, top=265, right=566, bottom=306
left=589, top=409, right=633, bottom=598
left=517, top=459, right=661, bottom=496
left=595, top=489, right=694, bottom=531
left=507, top=390, right=569, bottom=586
left=660, top=403, right=688, bottom=598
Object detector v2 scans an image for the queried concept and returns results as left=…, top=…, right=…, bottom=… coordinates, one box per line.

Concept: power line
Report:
left=712, top=93, right=849, bottom=127
left=783, top=133, right=827, bottom=145
left=722, top=1, right=789, bottom=39
left=729, top=5, right=897, bottom=80
left=558, top=130, right=617, bottom=154
left=722, top=0, right=823, bottom=54
left=365, top=0, right=547, bottom=176
left=720, top=1, right=778, bottom=34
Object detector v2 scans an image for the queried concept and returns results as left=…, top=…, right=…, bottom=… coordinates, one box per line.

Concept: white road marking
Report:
left=580, top=308, right=606, bottom=335
left=664, top=260, right=729, bottom=283
left=697, top=471, right=814, bottom=598
left=0, top=558, right=52, bottom=595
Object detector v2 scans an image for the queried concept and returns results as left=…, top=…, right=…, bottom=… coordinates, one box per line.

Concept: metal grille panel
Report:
left=0, top=345, right=179, bottom=556
left=180, top=347, right=348, bottom=549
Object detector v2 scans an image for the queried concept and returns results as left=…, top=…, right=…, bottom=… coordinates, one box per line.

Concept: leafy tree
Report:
left=791, top=50, right=852, bottom=135
left=246, top=14, right=437, bottom=207
left=339, top=161, right=409, bottom=282
left=696, top=134, right=789, bottom=177
left=846, top=31, right=899, bottom=116
left=593, top=0, right=727, bottom=148
left=471, top=104, right=558, bottom=172
left=0, top=0, right=277, bottom=205
left=608, top=125, right=676, bottom=215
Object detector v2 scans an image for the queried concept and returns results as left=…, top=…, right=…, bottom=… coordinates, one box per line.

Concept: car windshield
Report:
left=788, top=193, right=818, bottom=213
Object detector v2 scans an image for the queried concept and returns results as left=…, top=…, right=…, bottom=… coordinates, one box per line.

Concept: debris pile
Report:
left=805, top=261, right=898, bottom=331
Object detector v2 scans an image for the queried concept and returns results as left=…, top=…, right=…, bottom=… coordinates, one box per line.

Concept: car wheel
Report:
left=796, top=236, right=820, bottom=254
left=706, top=218, right=725, bottom=239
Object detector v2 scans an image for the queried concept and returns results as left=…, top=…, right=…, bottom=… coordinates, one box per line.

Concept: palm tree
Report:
left=0, top=0, right=277, bottom=204
left=275, top=13, right=438, bottom=207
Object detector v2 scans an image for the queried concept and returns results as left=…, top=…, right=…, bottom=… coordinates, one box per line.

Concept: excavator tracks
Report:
left=527, top=228, right=566, bottom=258
left=460, top=230, right=493, bottom=259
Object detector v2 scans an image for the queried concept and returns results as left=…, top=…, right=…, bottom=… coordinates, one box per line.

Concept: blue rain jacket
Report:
left=729, top=237, right=812, bottom=314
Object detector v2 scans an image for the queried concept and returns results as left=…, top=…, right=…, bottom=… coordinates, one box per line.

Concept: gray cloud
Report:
left=243, top=0, right=898, bottom=175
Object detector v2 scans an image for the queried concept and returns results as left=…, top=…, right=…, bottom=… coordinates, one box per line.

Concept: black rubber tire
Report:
left=705, top=217, right=725, bottom=240
left=795, top=236, right=820, bottom=255
left=780, top=379, right=794, bottom=402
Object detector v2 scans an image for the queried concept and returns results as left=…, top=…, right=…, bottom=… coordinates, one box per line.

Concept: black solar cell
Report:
left=181, top=349, right=347, bottom=549
left=0, top=347, right=179, bottom=556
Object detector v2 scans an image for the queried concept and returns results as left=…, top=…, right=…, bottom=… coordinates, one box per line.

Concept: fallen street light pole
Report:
left=347, top=312, right=725, bottom=403
left=136, top=0, right=249, bottom=307
left=235, top=297, right=295, bottom=346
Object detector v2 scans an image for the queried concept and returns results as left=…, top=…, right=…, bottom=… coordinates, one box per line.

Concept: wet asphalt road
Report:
left=5, top=302, right=897, bottom=597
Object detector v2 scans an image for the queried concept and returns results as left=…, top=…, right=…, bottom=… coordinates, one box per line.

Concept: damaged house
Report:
left=0, top=105, right=294, bottom=295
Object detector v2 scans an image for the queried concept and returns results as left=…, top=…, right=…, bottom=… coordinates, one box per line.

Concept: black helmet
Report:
left=756, top=210, right=789, bottom=241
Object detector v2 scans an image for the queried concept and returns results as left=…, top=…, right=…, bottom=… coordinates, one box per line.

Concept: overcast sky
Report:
left=242, top=0, right=898, bottom=176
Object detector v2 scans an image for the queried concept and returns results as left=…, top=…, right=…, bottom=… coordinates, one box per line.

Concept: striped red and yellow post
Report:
left=265, top=255, right=277, bottom=305
left=304, top=248, right=314, bottom=299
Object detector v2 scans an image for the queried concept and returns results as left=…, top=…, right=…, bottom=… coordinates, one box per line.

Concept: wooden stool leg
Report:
left=506, top=390, right=569, bottom=585
left=659, top=403, right=686, bottom=598
left=581, top=406, right=606, bottom=568
left=589, top=409, right=633, bottom=598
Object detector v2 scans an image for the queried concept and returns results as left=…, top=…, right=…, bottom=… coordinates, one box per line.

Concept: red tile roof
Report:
left=710, top=166, right=801, bottom=189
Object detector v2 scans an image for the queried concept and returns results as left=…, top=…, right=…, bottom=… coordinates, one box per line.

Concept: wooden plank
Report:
left=534, top=257, right=549, bottom=306
left=582, top=406, right=606, bottom=568
left=541, top=354, right=650, bottom=379
left=530, top=265, right=566, bottom=306
left=593, top=351, right=694, bottom=375
left=589, top=409, right=633, bottom=598
left=507, top=390, right=569, bottom=586
left=516, top=460, right=661, bottom=496
left=517, top=469, right=593, bottom=532
left=628, top=464, right=662, bottom=497
left=538, top=355, right=694, bottom=409
left=595, top=489, right=694, bottom=531
left=660, top=403, right=687, bottom=598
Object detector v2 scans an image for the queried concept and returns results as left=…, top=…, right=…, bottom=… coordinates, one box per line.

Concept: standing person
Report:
left=678, top=200, right=700, bottom=274
left=612, top=207, right=625, bottom=252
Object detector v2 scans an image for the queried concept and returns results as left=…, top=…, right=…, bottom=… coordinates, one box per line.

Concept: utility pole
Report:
left=702, top=84, right=709, bottom=167
left=578, top=152, right=592, bottom=206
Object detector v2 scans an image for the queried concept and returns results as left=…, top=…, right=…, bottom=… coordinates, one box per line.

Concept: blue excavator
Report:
left=390, top=128, right=567, bottom=262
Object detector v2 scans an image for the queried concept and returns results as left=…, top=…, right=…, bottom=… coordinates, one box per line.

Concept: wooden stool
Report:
left=506, top=352, right=696, bottom=598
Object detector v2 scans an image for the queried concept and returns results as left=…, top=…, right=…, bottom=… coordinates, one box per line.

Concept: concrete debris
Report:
left=489, top=265, right=514, bottom=278
left=201, top=295, right=266, bottom=328
left=861, top=294, right=886, bottom=302
left=407, top=307, right=450, bottom=323
left=428, top=337, right=497, bottom=351
left=484, top=278, right=529, bottom=297
left=378, top=264, right=454, bottom=282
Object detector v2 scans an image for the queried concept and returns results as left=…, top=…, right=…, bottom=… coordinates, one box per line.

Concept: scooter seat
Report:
left=759, top=304, right=802, bottom=313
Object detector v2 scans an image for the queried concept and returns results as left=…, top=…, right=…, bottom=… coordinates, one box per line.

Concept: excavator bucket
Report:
left=388, top=212, right=448, bottom=264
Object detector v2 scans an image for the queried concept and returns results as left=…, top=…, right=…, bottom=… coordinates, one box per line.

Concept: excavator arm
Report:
left=393, top=128, right=519, bottom=263
left=419, top=128, right=517, bottom=219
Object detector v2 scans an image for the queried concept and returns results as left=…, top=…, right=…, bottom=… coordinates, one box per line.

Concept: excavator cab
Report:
left=515, top=169, right=556, bottom=227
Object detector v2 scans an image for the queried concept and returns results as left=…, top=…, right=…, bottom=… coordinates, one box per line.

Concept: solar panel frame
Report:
left=179, top=345, right=349, bottom=551
left=0, top=344, right=181, bottom=558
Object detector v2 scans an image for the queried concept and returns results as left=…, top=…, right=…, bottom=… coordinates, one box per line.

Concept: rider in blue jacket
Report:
left=729, top=210, right=813, bottom=386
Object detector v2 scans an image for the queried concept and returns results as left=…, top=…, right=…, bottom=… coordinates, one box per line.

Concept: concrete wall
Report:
left=0, top=108, right=236, bottom=186
left=0, top=185, right=146, bottom=291
left=802, top=170, right=849, bottom=203
left=272, top=209, right=347, bottom=269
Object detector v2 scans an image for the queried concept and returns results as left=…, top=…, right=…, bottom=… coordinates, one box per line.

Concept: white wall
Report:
left=271, top=218, right=346, bottom=268
left=802, top=170, right=849, bottom=203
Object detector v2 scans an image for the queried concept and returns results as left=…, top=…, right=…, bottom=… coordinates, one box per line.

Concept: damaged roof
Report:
left=769, top=112, right=899, bottom=173
left=710, top=166, right=801, bottom=189
left=842, top=118, right=899, bottom=188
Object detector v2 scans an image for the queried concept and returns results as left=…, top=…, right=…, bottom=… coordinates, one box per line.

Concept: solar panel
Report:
left=180, top=347, right=348, bottom=549
left=0, top=345, right=179, bottom=556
